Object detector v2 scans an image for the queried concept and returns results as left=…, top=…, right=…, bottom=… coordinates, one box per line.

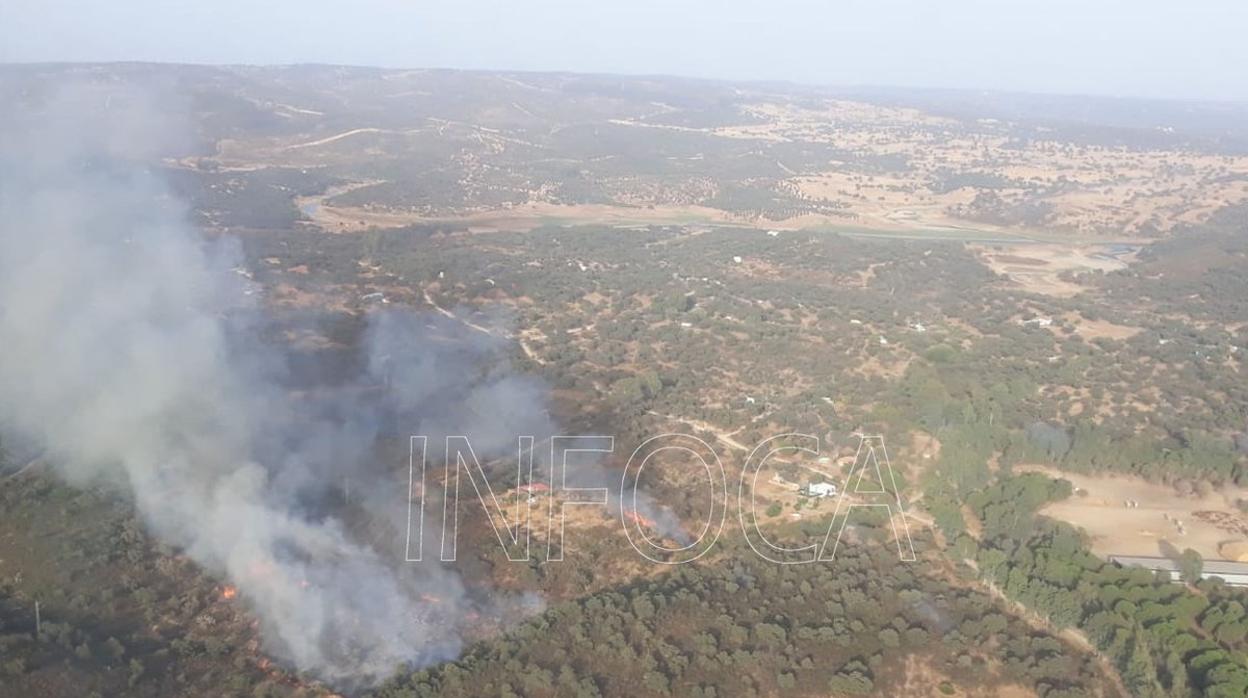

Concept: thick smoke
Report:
left=0, top=80, right=695, bottom=687
left=0, top=83, right=553, bottom=687
left=368, top=302, right=692, bottom=547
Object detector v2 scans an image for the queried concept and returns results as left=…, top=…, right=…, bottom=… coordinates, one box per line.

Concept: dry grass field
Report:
left=1019, top=465, right=1248, bottom=561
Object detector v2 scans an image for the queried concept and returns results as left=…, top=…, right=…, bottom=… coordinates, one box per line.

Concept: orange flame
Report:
left=221, top=585, right=238, bottom=600
left=625, top=510, right=657, bottom=529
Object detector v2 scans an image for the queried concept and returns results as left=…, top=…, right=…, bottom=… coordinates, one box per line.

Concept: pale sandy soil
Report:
left=971, top=243, right=1138, bottom=297
left=1060, top=311, right=1143, bottom=341
left=894, top=655, right=1041, bottom=697
left=1018, top=465, right=1248, bottom=560
left=298, top=198, right=743, bottom=233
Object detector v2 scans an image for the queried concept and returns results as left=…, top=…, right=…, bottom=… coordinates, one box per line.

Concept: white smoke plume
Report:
left=0, top=81, right=553, bottom=688
left=0, top=76, right=700, bottom=689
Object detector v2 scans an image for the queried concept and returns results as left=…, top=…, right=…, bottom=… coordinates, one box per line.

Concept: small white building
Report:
left=802, top=482, right=838, bottom=498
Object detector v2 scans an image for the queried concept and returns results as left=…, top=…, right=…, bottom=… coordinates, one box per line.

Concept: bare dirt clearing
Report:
left=1018, top=465, right=1248, bottom=560
left=895, top=655, right=1042, bottom=697
left=1061, top=311, right=1143, bottom=341
left=297, top=198, right=743, bottom=233
left=972, top=243, right=1140, bottom=297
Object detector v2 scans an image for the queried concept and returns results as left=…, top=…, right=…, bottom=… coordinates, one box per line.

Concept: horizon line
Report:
left=5, top=59, right=1248, bottom=108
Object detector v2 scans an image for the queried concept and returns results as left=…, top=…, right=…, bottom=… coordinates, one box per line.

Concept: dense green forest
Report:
left=374, top=536, right=1115, bottom=698
left=957, top=474, right=1248, bottom=698
left=0, top=477, right=284, bottom=697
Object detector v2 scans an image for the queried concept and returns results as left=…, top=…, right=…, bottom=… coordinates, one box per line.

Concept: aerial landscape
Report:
left=3, top=3, right=1248, bottom=698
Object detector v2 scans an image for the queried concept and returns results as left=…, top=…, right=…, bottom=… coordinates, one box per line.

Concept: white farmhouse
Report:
left=802, top=482, right=838, bottom=498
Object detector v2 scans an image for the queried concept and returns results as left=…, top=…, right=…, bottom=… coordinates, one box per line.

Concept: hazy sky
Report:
left=3, top=0, right=1247, bottom=101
